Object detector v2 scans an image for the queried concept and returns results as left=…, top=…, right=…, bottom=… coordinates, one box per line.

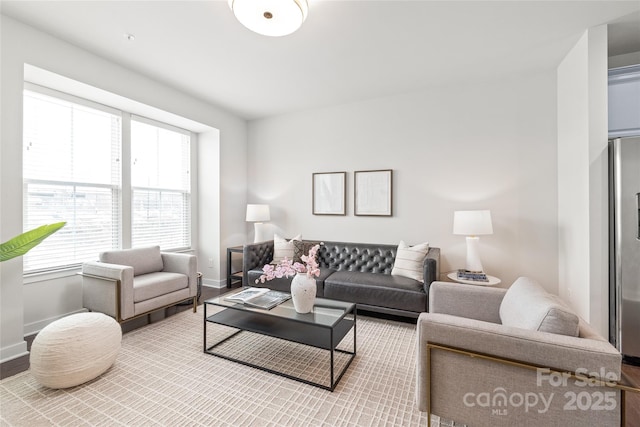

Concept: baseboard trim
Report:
left=23, top=308, right=89, bottom=336
left=203, top=278, right=225, bottom=289
left=0, top=353, right=30, bottom=380
left=623, top=355, right=640, bottom=367
left=0, top=341, right=28, bottom=364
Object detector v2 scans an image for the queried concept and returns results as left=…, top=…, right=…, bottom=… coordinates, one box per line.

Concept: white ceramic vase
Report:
left=291, top=273, right=316, bottom=313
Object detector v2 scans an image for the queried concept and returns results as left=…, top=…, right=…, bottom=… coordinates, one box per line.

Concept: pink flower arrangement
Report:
left=256, top=244, right=321, bottom=284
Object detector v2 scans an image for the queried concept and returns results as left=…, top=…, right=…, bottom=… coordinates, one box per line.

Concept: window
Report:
left=131, top=118, right=191, bottom=250
left=22, top=86, right=193, bottom=274
left=23, top=88, right=121, bottom=272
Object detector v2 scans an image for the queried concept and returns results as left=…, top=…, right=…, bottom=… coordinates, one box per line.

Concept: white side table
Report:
left=447, top=271, right=501, bottom=286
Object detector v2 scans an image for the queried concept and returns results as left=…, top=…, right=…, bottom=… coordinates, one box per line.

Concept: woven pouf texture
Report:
left=30, top=312, right=121, bottom=389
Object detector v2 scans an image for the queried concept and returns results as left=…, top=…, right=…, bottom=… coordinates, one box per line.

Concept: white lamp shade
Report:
left=229, top=0, right=308, bottom=37
left=246, top=204, right=271, bottom=222
left=453, top=210, right=493, bottom=236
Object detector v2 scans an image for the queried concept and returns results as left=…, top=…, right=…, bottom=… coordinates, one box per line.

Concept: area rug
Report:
left=0, top=306, right=446, bottom=426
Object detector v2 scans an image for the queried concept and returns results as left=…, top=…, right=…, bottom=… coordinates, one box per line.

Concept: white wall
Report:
left=247, top=71, right=559, bottom=291
left=0, top=16, right=248, bottom=362
left=557, top=26, right=609, bottom=336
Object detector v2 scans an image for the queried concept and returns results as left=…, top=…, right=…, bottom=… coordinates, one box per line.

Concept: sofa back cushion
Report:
left=100, top=246, right=164, bottom=276
left=317, top=241, right=397, bottom=274
left=499, top=277, right=579, bottom=337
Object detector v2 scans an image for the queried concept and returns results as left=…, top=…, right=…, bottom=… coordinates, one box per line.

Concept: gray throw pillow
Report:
left=293, top=240, right=321, bottom=264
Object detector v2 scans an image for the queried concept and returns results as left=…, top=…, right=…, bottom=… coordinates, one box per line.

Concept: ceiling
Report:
left=2, top=1, right=639, bottom=121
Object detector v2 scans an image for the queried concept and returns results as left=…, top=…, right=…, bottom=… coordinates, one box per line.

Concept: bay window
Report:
left=22, top=85, right=192, bottom=274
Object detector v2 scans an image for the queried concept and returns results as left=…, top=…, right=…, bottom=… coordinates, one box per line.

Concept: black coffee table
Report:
left=203, top=288, right=356, bottom=391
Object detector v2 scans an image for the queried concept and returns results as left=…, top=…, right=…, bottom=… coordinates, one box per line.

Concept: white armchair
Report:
left=82, top=246, right=197, bottom=322
left=416, top=278, right=629, bottom=426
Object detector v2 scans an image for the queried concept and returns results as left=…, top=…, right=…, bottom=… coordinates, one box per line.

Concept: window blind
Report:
left=131, top=118, right=191, bottom=250
left=23, top=89, right=122, bottom=272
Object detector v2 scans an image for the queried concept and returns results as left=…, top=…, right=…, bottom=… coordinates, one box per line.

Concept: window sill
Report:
left=24, top=266, right=81, bottom=284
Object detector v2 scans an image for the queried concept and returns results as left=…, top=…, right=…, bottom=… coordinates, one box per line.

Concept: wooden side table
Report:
left=447, top=271, right=501, bottom=286
left=226, top=246, right=244, bottom=289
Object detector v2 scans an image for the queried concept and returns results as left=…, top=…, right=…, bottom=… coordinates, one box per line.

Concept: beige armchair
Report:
left=416, top=278, right=631, bottom=426
left=82, top=246, right=197, bottom=322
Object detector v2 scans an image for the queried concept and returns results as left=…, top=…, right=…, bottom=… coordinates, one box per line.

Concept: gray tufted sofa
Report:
left=242, top=240, right=440, bottom=318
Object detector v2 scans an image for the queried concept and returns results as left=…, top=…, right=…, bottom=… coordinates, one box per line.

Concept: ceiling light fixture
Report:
left=228, top=0, right=308, bottom=37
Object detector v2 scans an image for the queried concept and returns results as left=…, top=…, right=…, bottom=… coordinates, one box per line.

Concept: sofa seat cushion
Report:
left=324, top=271, right=426, bottom=313
left=133, top=272, right=188, bottom=303
left=499, top=277, right=579, bottom=337
left=100, top=246, right=163, bottom=276
left=248, top=267, right=333, bottom=297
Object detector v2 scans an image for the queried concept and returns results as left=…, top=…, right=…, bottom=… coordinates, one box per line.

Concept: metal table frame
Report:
left=204, top=296, right=356, bottom=391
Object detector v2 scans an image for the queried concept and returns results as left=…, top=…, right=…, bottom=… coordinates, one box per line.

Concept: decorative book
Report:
left=224, top=287, right=291, bottom=310
left=457, top=269, right=489, bottom=282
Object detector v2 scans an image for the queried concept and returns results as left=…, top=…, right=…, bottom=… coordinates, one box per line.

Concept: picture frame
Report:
left=312, top=172, right=346, bottom=215
left=354, top=169, right=393, bottom=216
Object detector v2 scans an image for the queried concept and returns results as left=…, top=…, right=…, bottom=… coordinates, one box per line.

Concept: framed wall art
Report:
left=312, top=172, right=346, bottom=215
left=354, top=169, right=392, bottom=216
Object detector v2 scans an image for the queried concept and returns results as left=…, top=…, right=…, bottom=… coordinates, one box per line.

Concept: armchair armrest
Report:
left=422, top=248, right=440, bottom=296
left=81, top=261, right=135, bottom=321
left=82, top=260, right=132, bottom=282
left=429, top=281, right=506, bottom=323
left=242, top=240, right=274, bottom=285
left=161, top=252, right=197, bottom=296
left=419, top=312, right=621, bottom=377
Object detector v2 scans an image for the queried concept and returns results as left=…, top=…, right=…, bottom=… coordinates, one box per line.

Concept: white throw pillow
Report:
left=499, top=277, right=580, bottom=337
left=273, top=233, right=302, bottom=263
left=391, top=240, right=430, bottom=283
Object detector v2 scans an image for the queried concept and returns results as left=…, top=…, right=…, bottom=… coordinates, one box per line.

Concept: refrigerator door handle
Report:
left=636, top=193, right=639, bottom=241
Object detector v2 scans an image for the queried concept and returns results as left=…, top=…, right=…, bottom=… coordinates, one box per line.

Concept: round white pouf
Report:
left=30, top=312, right=121, bottom=389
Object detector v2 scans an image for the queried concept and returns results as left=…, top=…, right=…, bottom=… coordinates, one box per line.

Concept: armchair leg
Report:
left=192, top=296, right=197, bottom=313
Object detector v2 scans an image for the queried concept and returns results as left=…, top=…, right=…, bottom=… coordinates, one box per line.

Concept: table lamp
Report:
left=246, top=204, right=271, bottom=243
left=453, top=210, right=493, bottom=272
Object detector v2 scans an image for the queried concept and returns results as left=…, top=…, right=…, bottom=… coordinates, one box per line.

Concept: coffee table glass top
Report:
left=206, top=288, right=355, bottom=328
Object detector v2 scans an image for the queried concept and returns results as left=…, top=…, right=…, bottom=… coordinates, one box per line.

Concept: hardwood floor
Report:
left=622, top=362, right=640, bottom=427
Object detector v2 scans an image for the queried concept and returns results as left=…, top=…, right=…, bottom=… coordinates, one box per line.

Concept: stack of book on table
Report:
left=457, top=269, right=489, bottom=282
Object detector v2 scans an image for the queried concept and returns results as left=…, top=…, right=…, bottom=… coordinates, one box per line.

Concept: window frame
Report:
left=130, top=114, right=192, bottom=251
left=22, top=84, right=196, bottom=277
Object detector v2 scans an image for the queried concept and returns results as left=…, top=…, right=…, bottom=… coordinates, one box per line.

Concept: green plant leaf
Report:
left=0, top=222, right=66, bottom=262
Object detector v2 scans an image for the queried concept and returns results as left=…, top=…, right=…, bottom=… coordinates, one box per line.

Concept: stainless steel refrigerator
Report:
left=609, top=137, right=640, bottom=365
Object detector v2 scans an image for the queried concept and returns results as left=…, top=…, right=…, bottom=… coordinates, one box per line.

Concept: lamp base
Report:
left=465, top=236, right=484, bottom=273
left=254, top=223, right=269, bottom=243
